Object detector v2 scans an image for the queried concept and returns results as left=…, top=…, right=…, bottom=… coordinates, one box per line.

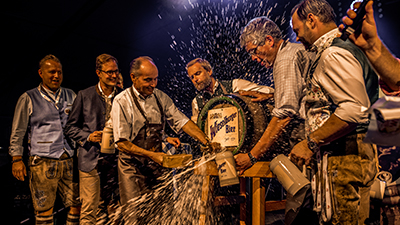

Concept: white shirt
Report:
left=305, top=29, right=370, bottom=133
left=111, top=86, right=189, bottom=143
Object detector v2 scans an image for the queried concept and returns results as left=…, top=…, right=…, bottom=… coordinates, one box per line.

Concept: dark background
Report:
left=1, top=0, right=399, bottom=223
left=1, top=0, right=400, bottom=149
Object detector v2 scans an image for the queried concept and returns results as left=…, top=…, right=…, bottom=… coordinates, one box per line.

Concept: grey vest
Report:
left=26, top=87, right=75, bottom=158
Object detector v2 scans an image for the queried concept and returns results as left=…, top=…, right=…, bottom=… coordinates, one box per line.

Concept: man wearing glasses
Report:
left=65, top=54, right=122, bottom=224
left=236, top=17, right=316, bottom=224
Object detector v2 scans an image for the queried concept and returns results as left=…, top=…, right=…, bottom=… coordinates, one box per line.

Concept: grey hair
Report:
left=186, top=58, right=212, bottom=72
left=291, top=0, right=336, bottom=24
left=240, top=16, right=282, bottom=47
left=129, top=56, right=155, bottom=77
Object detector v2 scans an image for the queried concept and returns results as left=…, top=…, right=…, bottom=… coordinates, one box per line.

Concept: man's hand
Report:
left=88, top=131, right=103, bottom=143
left=201, top=142, right=222, bottom=154
left=166, top=137, right=181, bottom=148
left=148, top=151, right=167, bottom=166
left=289, top=140, right=314, bottom=168
left=239, top=90, right=273, bottom=102
left=12, top=157, right=27, bottom=181
left=339, top=1, right=377, bottom=52
left=234, top=153, right=253, bottom=175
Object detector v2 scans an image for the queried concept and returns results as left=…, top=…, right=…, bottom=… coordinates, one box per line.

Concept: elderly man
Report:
left=236, top=17, right=316, bottom=224
left=236, top=17, right=314, bottom=172
left=290, top=0, right=379, bottom=224
left=65, top=54, right=122, bottom=224
left=186, top=58, right=274, bottom=123
left=111, top=56, right=214, bottom=216
left=9, top=55, right=80, bottom=225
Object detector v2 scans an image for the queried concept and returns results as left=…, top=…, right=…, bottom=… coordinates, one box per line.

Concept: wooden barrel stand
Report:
left=194, top=161, right=286, bottom=225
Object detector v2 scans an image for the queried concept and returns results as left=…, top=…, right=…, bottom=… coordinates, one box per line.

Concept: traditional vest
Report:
left=195, top=79, right=233, bottom=112
left=306, top=38, right=379, bottom=134
left=331, top=38, right=379, bottom=133
left=331, top=38, right=379, bottom=105
left=26, top=87, right=75, bottom=158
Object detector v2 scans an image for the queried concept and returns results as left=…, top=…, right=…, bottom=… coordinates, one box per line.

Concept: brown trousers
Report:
left=324, top=133, right=378, bottom=225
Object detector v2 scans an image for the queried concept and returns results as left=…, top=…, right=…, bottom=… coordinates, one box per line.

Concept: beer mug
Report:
left=100, top=127, right=115, bottom=154
left=370, top=178, right=386, bottom=199
left=215, top=151, right=239, bottom=187
left=269, top=154, right=310, bottom=196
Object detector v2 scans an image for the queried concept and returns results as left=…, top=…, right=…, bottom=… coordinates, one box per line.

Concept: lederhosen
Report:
left=305, top=38, right=378, bottom=224
left=118, top=87, right=167, bottom=206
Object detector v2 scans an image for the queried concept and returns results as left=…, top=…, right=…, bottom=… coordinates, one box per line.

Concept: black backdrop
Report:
left=1, top=0, right=400, bottom=149
left=1, top=0, right=400, bottom=223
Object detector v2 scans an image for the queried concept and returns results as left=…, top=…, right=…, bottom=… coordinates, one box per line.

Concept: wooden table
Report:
left=194, top=161, right=286, bottom=225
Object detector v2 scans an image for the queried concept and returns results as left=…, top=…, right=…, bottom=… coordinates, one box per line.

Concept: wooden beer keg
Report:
left=197, top=93, right=272, bottom=154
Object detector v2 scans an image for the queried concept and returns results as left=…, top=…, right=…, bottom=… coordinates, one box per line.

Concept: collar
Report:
left=38, top=83, right=62, bottom=109
left=278, top=39, right=289, bottom=52
left=275, top=39, right=289, bottom=59
left=309, top=28, right=340, bottom=54
left=39, top=83, right=61, bottom=102
left=131, top=85, right=153, bottom=100
left=212, top=79, right=220, bottom=94
left=97, top=82, right=116, bottom=99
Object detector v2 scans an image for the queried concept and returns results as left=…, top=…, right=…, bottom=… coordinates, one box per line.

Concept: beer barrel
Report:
left=197, top=93, right=272, bottom=154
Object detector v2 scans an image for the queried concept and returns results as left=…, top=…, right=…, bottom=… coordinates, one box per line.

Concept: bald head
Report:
left=130, top=56, right=158, bottom=97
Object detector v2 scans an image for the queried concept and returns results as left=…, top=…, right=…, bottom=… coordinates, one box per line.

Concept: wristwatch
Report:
left=307, top=136, right=320, bottom=153
left=248, top=152, right=257, bottom=165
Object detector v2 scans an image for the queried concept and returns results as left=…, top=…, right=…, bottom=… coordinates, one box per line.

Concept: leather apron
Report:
left=118, top=87, right=167, bottom=205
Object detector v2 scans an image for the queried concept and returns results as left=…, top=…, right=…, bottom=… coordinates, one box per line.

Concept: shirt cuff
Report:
left=334, top=103, right=369, bottom=124
left=176, top=118, right=190, bottom=134
left=9, top=146, right=24, bottom=157
left=272, top=108, right=296, bottom=118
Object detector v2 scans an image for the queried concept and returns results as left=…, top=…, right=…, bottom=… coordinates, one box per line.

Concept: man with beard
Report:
left=186, top=57, right=275, bottom=224
left=186, top=58, right=274, bottom=123
left=290, top=0, right=378, bottom=224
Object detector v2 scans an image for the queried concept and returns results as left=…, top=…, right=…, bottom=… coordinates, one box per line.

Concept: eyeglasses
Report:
left=247, top=45, right=261, bottom=56
left=100, top=70, right=119, bottom=76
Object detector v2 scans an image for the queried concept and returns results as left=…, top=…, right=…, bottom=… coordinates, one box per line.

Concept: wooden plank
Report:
left=265, top=200, right=286, bottom=212
left=194, top=160, right=279, bottom=225
left=213, top=195, right=246, bottom=206
left=199, top=175, right=213, bottom=225
left=199, top=215, right=206, bottom=225
left=252, top=177, right=265, bottom=225
left=240, top=162, right=275, bottom=178
left=240, top=177, right=247, bottom=224
left=194, top=161, right=275, bottom=178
